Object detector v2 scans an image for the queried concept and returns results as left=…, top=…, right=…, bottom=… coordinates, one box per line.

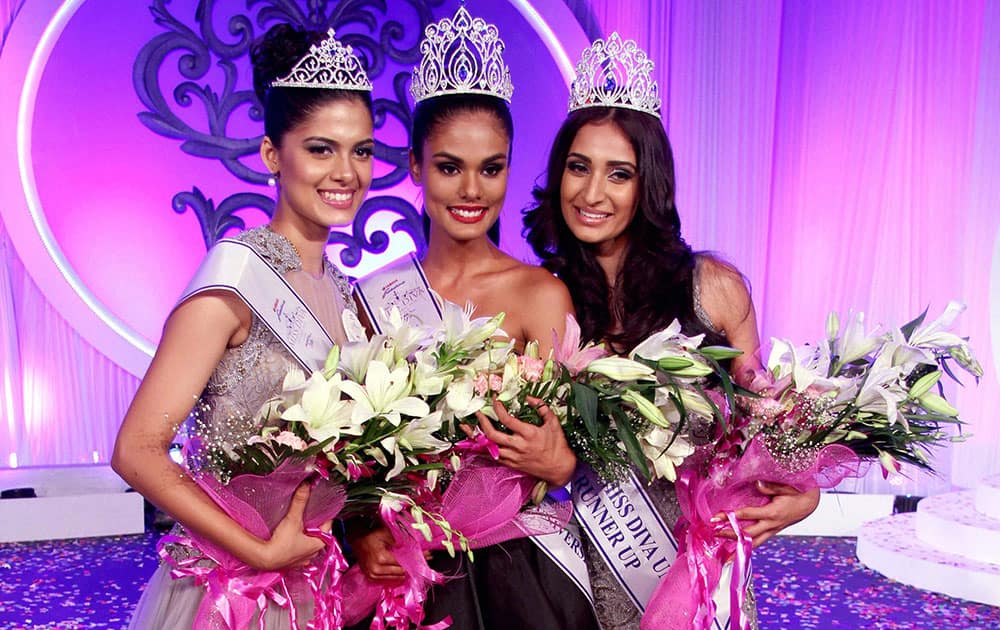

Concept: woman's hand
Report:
left=254, top=483, right=331, bottom=571
left=349, top=527, right=406, bottom=585
left=467, top=397, right=577, bottom=487
left=716, top=483, right=820, bottom=548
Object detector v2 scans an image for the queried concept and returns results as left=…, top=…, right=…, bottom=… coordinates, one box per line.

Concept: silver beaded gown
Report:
left=128, top=227, right=355, bottom=629
left=581, top=270, right=758, bottom=630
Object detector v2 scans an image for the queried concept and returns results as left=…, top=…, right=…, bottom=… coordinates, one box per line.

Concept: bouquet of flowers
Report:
left=645, top=301, right=982, bottom=630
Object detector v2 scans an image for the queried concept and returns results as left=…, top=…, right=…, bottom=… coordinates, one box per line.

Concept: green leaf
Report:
left=572, top=381, right=600, bottom=439
left=611, top=406, right=650, bottom=481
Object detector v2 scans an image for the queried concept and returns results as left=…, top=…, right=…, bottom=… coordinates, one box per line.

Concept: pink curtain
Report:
left=588, top=0, right=999, bottom=493
left=0, top=221, right=139, bottom=467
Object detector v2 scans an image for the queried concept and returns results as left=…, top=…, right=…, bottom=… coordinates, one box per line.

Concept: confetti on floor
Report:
left=0, top=533, right=998, bottom=628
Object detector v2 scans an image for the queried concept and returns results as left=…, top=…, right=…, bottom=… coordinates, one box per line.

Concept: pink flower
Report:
left=474, top=374, right=490, bottom=396
left=553, top=314, right=608, bottom=376
left=456, top=430, right=501, bottom=460
left=519, top=356, right=545, bottom=382
left=489, top=374, right=503, bottom=392
left=273, top=431, right=308, bottom=451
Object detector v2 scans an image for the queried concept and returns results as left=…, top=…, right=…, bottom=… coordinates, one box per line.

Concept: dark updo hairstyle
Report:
left=412, top=93, right=514, bottom=246
left=251, top=24, right=373, bottom=146
left=523, top=106, right=729, bottom=352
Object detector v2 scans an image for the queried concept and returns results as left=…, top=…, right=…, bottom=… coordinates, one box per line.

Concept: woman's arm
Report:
left=112, top=292, right=327, bottom=570
left=697, top=257, right=820, bottom=546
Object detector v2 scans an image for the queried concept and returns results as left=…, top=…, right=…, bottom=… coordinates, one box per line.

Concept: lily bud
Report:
left=907, top=370, right=941, bottom=399
left=656, top=357, right=695, bottom=371
left=531, top=481, right=549, bottom=505
left=324, top=344, right=341, bottom=374
left=826, top=311, right=840, bottom=341
left=586, top=357, right=655, bottom=381
left=699, top=346, right=744, bottom=361
left=670, top=362, right=716, bottom=378
left=524, top=340, right=539, bottom=360
left=541, top=358, right=555, bottom=382
left=919, top=393, right=959, bottom=417
left=622, top=390, right=670, bottom=427
left=949, top=344, right=984, bottom=377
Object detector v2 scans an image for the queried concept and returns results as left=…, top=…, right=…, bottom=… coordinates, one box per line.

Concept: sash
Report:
left=354, top=253, right=442, bottom=333
left=179, top=238, right=334, bottom=373
left=572, top=468, right=738, bottom=629
left=356, top=255, right=593, bottom=604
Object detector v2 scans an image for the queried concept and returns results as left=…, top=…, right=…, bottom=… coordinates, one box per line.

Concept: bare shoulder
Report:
left=507, top=261, right=573, bottom=308
left=696, top=254, right=750, bottom=303
left=695, top=254, right=754, bottom=333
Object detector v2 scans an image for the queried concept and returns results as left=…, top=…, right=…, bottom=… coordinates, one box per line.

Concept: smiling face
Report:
left=559, top=120, right=640, bottom=255
left=260, top=97, right=374, bottom=234
left=409, top=109, right=510, bottom=243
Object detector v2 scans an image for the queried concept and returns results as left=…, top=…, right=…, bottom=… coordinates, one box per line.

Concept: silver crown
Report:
left=271, top=29, right=373, bottom=92
left=568, top=33, right=661, bottom=118
left=410, top=6, right=513, bottom=103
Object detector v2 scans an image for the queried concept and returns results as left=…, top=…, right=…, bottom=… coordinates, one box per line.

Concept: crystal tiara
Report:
left=271, top=29, right=373, bottom=92
left=410, top=6, right=514, bottom=103
left=568, top=33, right=661, bottom=118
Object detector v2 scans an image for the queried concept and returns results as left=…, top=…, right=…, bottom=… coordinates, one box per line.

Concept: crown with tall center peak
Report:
left=270, top=29, right=373, bottom=92
left=568, top=33, right=661, bottom=118
left=410, top=6, right=514, bottom=103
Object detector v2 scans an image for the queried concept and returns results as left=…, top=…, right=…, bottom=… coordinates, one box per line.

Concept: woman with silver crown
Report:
left=113, top=24, right=375, bottom=628
left=523, top=35, right=821, bottom=629
left=347, top=7, right=599, bottom=630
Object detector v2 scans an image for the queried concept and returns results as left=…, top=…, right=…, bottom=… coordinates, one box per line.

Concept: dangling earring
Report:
left=267, top=172, right=279, bottom=187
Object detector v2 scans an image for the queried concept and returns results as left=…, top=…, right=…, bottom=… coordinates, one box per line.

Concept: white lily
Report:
left=768, top=339, right=835, bottom=392
left=630, top=319, right=705, bottom=360
left=640, top=425, right=695, bottom=481
left=833, top=311, right=882, bottom=369
left=412, top=349, right=448, bottom=397
left=280, top=372, right=361, bottom=443
left=853, top=366, right=907, bottom=427
left=339, top=336, right=388, bottom=382
left=465, top=339, right=515, bottom=372
left=340, top=360, right=430, bottom=426
left=381, top=307, right=433, bottom=361
left=398, top=411, right=450, bottom=453
left=443, top=376, right=487, bottom=419
left=438, top=301, right=507, bottom=352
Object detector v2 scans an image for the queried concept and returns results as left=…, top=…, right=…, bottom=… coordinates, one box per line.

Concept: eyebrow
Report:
left=303, top=136, right=375, bottom=147
left=567, top=151, right=637, bottom=170
left=432, top=151, right=508, bottom=165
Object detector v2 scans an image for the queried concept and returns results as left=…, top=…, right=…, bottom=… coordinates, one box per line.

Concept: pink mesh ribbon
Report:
left=159, top=459, right=347, bottom=629
left=640, top=435, right=863, bottom=630
left=341, top=454, right=572, bottom=629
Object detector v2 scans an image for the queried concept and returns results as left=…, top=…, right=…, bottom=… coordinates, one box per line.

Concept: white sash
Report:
left=573, top=468, right=737, bottom=629
left=356, top=255, right=594, bottom=604
left=179, top=239, right=333, bottom=373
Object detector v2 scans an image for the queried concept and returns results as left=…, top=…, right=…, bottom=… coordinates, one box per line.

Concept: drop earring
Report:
left=267, top=171, right=279, bottom=187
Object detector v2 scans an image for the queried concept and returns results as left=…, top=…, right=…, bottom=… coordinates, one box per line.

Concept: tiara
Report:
left=568, top=33, right=661, bottom=118
left=270, top=29, right=373, bottom=92
left=410, top=6, right=513, bottom=103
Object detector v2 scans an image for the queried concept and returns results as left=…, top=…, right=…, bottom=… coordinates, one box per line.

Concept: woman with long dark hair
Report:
left=348, top=8, right=598, bottom=630
left=524, top=34, right=819, bottom=629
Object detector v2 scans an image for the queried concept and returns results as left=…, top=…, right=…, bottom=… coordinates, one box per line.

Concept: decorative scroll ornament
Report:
left=568, top=32, right=661, bottom=119
left=271, top=28, right=373, bottom=92
left=410, top=5, right=513, bottom=103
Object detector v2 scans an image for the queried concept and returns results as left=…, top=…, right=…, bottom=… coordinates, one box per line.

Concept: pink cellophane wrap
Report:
left=341, top=454, right=572, bottom=629
left=159, top=459, right=348, bottom=629
left=640, top=435, right=864, bottom=630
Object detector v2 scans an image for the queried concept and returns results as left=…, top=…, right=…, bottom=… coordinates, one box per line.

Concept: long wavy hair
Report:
left=523, top=107, right=727, bottom=351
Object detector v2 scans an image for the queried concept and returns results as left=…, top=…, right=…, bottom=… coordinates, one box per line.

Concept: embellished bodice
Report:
left=183, top=227, right=355, bottom=478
